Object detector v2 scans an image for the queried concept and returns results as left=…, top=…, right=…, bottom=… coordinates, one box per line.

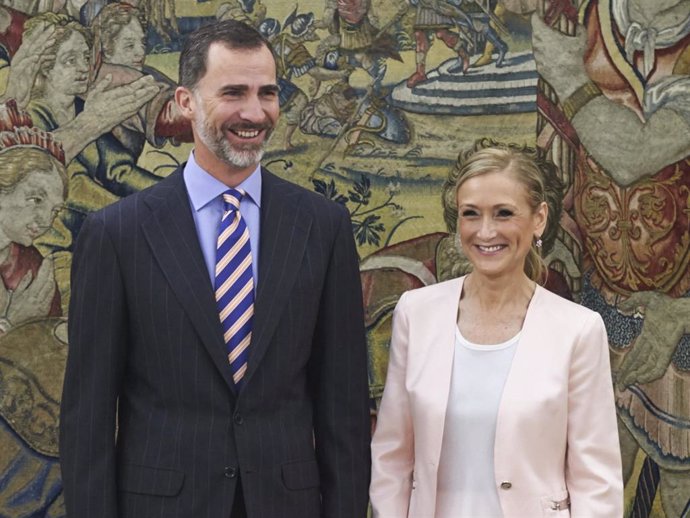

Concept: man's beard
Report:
left=193, top=109, right=271, bottom=169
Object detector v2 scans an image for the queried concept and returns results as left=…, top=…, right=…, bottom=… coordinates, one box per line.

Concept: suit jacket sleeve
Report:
left=566, top=312, right=624, bottom=517
left=308, top=205, right=371, bottom=518
left=60, top=213, right=127, bottom=518
left=369, top=292, right=414, bottom=518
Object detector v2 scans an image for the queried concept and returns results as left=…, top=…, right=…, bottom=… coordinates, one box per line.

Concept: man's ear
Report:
left=174, top=86, right=195, bottom=120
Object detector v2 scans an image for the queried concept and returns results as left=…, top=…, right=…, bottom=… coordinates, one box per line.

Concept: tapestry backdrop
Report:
left=0, top=0, right=689, bottom=516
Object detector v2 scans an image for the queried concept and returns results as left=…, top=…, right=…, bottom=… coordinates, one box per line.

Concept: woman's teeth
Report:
left=478, top=245, right=503, bottom=252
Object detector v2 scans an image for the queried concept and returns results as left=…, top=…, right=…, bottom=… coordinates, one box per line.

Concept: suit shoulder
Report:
left=90, top=173, right=182, bottom=220
left=263, top=169, right=348, bottom=217
left=84, top=173, right=178, bottom=230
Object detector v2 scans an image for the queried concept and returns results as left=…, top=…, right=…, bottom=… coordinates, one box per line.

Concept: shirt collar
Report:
left=183, top=151, right=262, bottom=211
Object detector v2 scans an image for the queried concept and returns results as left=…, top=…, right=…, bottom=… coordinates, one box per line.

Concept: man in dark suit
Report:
left=59, top=19, right=371, bottom=518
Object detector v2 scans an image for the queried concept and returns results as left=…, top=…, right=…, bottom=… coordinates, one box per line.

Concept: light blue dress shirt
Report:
left=183, top=151, right=261, bottom=287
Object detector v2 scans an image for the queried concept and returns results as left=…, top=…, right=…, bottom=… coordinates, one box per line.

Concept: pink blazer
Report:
left=370, top=276, right=623, bottom=518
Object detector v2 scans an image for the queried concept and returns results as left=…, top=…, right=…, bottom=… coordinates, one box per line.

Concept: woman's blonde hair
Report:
left=443, top=139, right=563, bottom=284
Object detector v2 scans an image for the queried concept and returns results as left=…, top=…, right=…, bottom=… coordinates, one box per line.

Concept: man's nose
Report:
left=239, top=95, right=266, bottom=121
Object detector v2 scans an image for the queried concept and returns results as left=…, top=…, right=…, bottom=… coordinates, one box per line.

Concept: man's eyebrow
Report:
left=219, top=84, right=249, bottom=94
left=260, top=84, right=280, bottom=94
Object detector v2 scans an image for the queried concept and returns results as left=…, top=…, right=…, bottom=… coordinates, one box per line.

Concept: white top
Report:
left=435, top=327, right=519, bottom=518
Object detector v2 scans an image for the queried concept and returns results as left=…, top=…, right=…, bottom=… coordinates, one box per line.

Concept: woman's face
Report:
left=0, top=170, right=64, bottom=247
left=455, top=169, right=547, bottom=280
left=106, top=18, right=146, bottom=70
left=45, top=31, right=90, bottom=97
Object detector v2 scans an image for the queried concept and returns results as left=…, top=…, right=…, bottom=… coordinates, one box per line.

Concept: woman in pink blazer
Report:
left=370, top=142, right=623, bottom=518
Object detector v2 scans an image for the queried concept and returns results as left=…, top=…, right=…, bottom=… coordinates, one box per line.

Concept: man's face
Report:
left=186, top=43, right=280, bottom=173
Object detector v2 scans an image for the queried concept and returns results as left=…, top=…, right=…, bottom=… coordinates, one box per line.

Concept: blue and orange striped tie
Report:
left=215, top=189, right=254, bottom=388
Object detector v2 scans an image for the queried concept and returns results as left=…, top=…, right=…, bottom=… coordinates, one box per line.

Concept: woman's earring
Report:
left=535, top=237, right=543, bottom=248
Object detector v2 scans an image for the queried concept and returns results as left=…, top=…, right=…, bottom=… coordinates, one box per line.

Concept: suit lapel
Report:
left=140, top=169, right=237, bottom=394
left=242, top=169, right=312, bottom=387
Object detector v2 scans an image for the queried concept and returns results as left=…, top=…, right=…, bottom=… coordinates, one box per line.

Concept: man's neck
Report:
left=193, top=147, right=258, bottom=188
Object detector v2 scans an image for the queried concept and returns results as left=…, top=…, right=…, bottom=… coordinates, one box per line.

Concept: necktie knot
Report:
left=222, top=189, right=245, bottom=212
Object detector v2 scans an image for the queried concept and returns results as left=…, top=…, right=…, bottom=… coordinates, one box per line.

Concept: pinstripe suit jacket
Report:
left=60, top=166, right=371, bottom=518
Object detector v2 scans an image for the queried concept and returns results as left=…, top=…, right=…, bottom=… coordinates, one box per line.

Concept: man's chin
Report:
left=219, top=147, right=264, bottom=169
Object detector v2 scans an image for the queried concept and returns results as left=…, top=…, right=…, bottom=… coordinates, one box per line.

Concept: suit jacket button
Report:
left=233, top=412, right=243, bottom=425
left=500, top=481, right=512, bottom=490
left=224, top=466, right=237, bottom=478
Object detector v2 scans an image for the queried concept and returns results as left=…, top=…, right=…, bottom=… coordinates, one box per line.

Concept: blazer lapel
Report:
left=140, top=169, right=237, bottom=394
left=497, top=284, right=545, bottom=400
left=421, top=277, right=462, bottom=467
left=242, top=169, right=312, bottom=387
left=493, top=284, right=545, bottom=465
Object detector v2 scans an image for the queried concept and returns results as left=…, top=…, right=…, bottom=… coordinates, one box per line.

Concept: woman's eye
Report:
left=497, top=209, right=513, bottom=218
left=460, top=210, right=477, bottom=217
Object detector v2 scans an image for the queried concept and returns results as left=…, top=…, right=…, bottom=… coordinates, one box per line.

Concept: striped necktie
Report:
left=215, top=189, right=254, bottom=388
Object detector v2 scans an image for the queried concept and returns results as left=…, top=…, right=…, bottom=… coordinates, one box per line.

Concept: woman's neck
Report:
left=462, top=272, right=535, bottom=313
left=457, top=272, right=536, bottom=345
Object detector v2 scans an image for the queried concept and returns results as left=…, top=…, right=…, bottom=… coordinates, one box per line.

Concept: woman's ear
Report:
left=534, top=200, right=548, bottom=236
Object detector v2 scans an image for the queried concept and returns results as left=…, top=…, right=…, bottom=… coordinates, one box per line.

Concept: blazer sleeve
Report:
left=60, top=214, right=127, bottom=518
left=566, top=311, right=624, bottom=517
left=308, top=205, right=371, bottom=518
left=370, top=292, right=414, bottom=518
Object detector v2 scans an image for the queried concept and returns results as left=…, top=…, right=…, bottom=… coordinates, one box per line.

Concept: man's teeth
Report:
left=234, top=129, right=260, bottom=138
left=479, top=245, right=502, bottom=252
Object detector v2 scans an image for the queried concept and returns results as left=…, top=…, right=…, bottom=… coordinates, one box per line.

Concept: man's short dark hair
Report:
left=178, top=19, right=274, bottom=90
